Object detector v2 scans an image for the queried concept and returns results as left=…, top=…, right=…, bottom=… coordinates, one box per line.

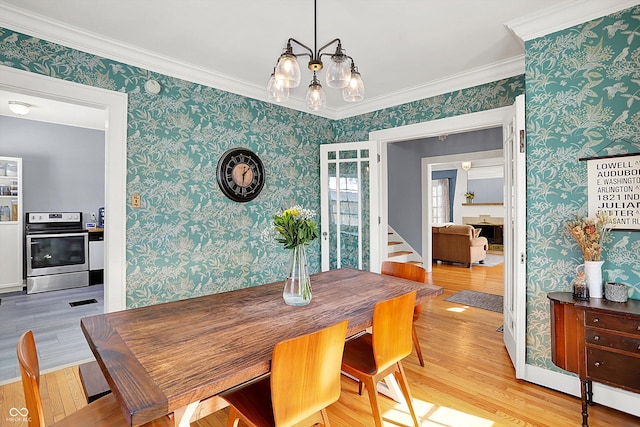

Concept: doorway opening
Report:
left=0, top=65, right=127, bottom=382
left=370, top=106, right=512, bottom=270
left=0, top=65, right=127, bottom=312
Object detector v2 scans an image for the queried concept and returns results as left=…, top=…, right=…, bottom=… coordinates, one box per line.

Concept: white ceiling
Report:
left=0, top=90, right=106, bottom=130
left=0, top=0, right=636, bottom=127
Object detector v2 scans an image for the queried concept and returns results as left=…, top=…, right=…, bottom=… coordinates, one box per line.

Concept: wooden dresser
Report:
left=548, top=292, right=640, bottom=427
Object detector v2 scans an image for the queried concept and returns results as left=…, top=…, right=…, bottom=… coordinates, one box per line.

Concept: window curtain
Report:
left=432, top=178, right=450, bottom=224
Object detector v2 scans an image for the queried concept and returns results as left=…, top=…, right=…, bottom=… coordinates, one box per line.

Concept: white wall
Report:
left=0, top=116, right=105, bottom=223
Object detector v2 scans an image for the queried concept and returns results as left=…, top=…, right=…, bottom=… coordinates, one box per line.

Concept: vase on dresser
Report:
left=581, top=260, right=604, bottom=298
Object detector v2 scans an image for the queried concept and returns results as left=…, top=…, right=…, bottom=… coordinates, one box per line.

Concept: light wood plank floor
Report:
left=0, top=284, right=103, bottom=383
left=1, top=261, right=638, bottom=426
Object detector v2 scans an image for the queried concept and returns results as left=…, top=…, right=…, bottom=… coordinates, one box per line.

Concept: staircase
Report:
left=386, top=227, right=423, bottom=265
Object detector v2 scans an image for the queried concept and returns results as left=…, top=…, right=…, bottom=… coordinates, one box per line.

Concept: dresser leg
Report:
left=580, top=380, right=589, bottom=427
left=586, top=380, right=594, bottom=405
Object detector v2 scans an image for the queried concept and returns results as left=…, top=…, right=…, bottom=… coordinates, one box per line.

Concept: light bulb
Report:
left=274, top=53, right=301, bottom=89
left=306, top=78, right=326, bottom=111
left=342, top=70, right=364, bottom=102
left=325, top=54, right=351, bottom=88
left=267, top=74, right=289, bottom=102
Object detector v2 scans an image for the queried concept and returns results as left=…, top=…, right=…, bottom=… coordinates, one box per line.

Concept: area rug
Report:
left=444, top=290, right=503, bottom=313
left=473, top=254, right=504, bottom=267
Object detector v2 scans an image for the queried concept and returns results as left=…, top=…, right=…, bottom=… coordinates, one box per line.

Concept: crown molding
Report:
left=336, top=56, right=525, bottom=119
left=506, top=0, right=640, bottom=42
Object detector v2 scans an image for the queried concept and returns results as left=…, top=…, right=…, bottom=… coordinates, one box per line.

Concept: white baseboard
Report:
left=525, top=364, right=640, bottom=417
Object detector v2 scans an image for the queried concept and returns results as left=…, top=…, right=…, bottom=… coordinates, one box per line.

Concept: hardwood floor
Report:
left=1, top=261, right=638, bottom=426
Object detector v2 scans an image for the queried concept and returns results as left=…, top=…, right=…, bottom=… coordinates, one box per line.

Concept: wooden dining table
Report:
left=81, top=267, right=443, bottom=427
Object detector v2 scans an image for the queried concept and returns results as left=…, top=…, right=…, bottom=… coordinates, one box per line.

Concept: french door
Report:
left=503, top=94, right=527, bottom=379
left=320, top=142, right=379, bottom=272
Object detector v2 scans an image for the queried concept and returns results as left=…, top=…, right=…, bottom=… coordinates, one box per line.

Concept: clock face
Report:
left=216, top=148, right=265, bottom=202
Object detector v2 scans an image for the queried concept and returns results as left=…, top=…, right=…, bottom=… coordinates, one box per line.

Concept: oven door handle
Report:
left=26, top=232, right=88, bottom=239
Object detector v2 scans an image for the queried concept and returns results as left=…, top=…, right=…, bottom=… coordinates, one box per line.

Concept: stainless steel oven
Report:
left=25, top=212, right=89, bottom=294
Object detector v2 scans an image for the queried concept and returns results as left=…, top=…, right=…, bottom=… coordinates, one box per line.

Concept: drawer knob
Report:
left=593, top=335, right=600, bottom=341
left=593, top=318, right=599, bottom=323
left=594, top=361, right=604, bottom=367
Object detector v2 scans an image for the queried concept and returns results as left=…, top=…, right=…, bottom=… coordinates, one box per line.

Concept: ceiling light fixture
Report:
left=461, top=161, right=472, bottom=171
left=267, top=0, right=364, bottom=110
left=8, top=101, right=31, bottom=115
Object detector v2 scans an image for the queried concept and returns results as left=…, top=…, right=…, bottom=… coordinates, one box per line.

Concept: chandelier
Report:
left=267, top=0, right=365, bottom=110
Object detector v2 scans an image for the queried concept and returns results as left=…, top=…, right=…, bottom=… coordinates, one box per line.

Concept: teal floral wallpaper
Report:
left=525, top=5, right=640, bottom=370
left=0, top=28, right=332, bottom=306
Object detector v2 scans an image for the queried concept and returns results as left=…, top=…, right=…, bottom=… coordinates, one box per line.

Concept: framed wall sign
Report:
left=587, top=153, right=640, bottom=230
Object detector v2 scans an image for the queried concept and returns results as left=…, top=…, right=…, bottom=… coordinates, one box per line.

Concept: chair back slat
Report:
left=381, top=261, right=426, bottom=319
left=381, top=261, right=426, bottom=283
left=372, top=291, right=416, bottom=373
left=17, top=331, right=46, bottom=427
left=271, top=320, right=348, bottom=427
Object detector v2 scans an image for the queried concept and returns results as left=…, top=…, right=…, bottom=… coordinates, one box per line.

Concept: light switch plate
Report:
left=132, top=194, right=141, bottom=208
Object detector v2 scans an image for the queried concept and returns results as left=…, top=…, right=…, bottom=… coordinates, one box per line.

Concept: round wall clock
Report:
left=216, top=148, right=265, bottom=202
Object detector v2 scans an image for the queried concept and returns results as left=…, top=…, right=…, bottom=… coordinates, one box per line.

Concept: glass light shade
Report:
left=274, top=53, right=301, bottom=88
left=267, top=74, right=289, bottom=102
left=325, top=55, right=351, bottom=88
left=306, top=82, right=326, bottom=111
left=342, top=71, right=364, bottom=102
left=461, top=161, right=472, bottom=171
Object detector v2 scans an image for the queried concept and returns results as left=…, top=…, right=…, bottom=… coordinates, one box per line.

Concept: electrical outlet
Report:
left=132, top=194, right=141, bottom=208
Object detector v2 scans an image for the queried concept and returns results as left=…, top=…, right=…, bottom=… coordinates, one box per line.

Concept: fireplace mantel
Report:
left=462, top=215, right=504, bottom=225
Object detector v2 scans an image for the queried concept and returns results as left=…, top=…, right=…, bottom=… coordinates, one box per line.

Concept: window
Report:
left=432, top=178, right=450, bottom=224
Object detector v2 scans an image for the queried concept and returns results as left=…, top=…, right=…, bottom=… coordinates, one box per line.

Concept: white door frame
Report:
left=370, top=107, right=512, bottom=271
left=0, top=65, right=127, bottom=313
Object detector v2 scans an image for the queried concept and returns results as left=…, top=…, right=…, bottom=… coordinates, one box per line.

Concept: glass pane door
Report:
left=320, top=142, right=378, bottom=272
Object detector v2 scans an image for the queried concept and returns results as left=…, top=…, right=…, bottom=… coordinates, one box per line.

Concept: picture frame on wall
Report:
left=586, top=152, right=640, bottom=231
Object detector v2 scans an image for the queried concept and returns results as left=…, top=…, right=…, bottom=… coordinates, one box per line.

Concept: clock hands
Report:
left=241, top=165, right=250, bottom=185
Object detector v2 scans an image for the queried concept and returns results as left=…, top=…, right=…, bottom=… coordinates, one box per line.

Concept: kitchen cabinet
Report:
left=0, top=156, right=23, bottom=293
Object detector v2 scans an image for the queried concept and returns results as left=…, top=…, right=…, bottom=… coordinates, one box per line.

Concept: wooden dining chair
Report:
left=221, top=319, right=349, bottom=427
left=381, top=260, right=427, bottom=367
left=16, top=330, right=173, bottom=427
left=341, top=291, right=420, bottom=427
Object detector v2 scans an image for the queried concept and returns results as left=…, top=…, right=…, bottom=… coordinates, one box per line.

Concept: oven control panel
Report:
left=27, top=212, right=82, bottom=223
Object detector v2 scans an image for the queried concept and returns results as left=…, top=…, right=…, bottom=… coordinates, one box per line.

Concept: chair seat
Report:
left=50, top=393, right=173, bottom=427
left=221, top=377, right=275, bottom=427
left=342, top=333, right=377, bottom=376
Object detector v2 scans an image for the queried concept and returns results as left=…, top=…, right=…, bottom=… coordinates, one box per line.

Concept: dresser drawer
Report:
left=586, top=347, right=640, bottom=391
left=585, top=328, right=640, bottom=354
left=585, top=311, right=640, bottom=336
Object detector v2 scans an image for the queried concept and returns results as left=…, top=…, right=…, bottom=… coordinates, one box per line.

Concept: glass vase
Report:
left=283, top=245, right=312, bottom=306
